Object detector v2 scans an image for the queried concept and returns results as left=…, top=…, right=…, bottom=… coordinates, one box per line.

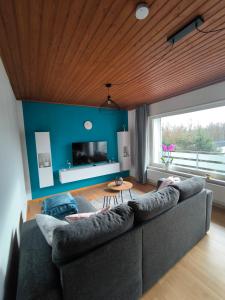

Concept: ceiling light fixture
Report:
left=102, top=15, right=224, bottom=94
left=167, top=15, right=204, bottom=44
left=135, top=2, right=149, bottom=20
left=100, top=83, right=120, bottom=109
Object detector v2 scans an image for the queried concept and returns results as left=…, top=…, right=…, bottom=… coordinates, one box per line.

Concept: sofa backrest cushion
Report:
left=52, top=204, right=134, bottom=265
left=128, top=186, right=179, bottom=222
left=169, top=176, right=205, bottom=202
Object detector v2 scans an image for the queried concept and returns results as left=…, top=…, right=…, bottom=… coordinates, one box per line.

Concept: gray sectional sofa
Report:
left=16, top=177, right=213, bottom=300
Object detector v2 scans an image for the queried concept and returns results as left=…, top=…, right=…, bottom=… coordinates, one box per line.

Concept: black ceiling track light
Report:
left=167, top=15, right=204, bottom=44
left=101, top=15, right=225, bottom=102
left=100, top=83, right=121, bottom=110
left=106, top=17, right=206, bottom=88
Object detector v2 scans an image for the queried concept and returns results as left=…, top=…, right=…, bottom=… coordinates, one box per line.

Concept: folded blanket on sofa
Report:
left=42, top=192, right=78, bottom=219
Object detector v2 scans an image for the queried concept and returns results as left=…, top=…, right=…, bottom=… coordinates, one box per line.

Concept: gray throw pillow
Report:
left=170, top=176, right=205, bottom=202
left=128, top=186, right=180, bottom=222
left=52, top=204, right=134, bottom=265
left=36, top=214, right=68, bottom=246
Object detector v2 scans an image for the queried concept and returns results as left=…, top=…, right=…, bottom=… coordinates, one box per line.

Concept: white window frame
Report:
left=149, top=100, right=225, bottom=181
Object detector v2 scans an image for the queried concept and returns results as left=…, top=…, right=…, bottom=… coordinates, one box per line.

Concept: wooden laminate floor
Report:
left=26, top=177, right=154, bottom=219
left=27, top=179, right=225, bottom=300
left=142, top=206, right=225, bottom=300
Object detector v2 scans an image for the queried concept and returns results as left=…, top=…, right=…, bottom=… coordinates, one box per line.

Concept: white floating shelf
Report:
left=117, top=131, right=131, bottom=171
left=35, top=132, right=54, bottom=188
left=59, top=162, right=120, bottom=184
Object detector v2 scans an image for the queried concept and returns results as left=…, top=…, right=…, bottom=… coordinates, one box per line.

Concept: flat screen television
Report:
left=72, top=141, right=108, bottom=166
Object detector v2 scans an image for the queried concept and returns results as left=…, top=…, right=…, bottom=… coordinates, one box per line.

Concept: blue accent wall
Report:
left=23, top=102, right=129, bottom=199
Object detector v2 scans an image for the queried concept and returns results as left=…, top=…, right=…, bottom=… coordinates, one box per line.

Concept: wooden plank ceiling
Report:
left=1, top=0, right=225, bottom=109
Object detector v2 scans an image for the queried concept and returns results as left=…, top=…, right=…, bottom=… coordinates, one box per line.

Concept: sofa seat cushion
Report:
left=128, top=186, right=180, bottom=222
left=16, top=220, right=62, bottom=300
left=52, top=204, right=134, bottom=265
left=75, top=196, right=97, bottom=213
left=170, top=176, right=205, bottom=202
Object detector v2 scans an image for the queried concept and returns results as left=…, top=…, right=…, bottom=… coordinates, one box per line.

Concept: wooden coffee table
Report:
left=107, top=180, right=133, bottom=203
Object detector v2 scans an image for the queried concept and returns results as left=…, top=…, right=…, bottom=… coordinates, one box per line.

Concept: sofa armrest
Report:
left=205, top=189, right=213, bottom=232
left=16, top=220, right=62, bottom=300
left=59, top=227, right=142, bottom=300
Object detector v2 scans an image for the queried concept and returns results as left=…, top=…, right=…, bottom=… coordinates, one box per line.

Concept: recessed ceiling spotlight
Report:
left=135, top=2, right=149, bottom=20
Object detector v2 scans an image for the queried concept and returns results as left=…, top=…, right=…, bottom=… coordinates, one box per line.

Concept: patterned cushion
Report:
left=42, top=192, right=78, bottom=219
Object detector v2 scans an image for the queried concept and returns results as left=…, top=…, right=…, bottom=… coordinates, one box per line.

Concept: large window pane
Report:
left=153, top=106, right=225, bottom=177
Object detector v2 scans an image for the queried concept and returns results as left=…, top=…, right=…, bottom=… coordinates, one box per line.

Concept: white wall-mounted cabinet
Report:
left=35, top=132, right=54, bottom=188
left=59, top=162, right=120, bottom=184
left=117, top=131, right=131, bottom=171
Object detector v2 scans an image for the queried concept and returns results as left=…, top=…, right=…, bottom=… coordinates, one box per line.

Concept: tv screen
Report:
left=72, top=141, right=107, bottom=165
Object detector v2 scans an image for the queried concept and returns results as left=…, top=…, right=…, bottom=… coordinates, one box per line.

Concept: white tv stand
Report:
left=59, top=162, right=120, bottom=184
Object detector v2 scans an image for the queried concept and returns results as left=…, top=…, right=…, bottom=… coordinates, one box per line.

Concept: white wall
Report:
left=149, top=80, right=225, bottom=117
left=16, top=102, right=31, bottom=199
left=0, top=58, right=28, bottom=300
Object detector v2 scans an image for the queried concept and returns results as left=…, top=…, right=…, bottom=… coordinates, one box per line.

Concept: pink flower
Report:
left=162, top=144, right=168, bottom=151
left=168, top=144, right=176, bottom=152
left=162, top=144, right=176, bottom=152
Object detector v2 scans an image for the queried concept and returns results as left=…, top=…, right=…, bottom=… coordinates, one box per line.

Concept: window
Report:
left=151, top=105, right=225, bottom=179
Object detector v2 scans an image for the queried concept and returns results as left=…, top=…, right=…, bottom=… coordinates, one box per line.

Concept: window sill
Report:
left=148, top=165, right=225, bottom=187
